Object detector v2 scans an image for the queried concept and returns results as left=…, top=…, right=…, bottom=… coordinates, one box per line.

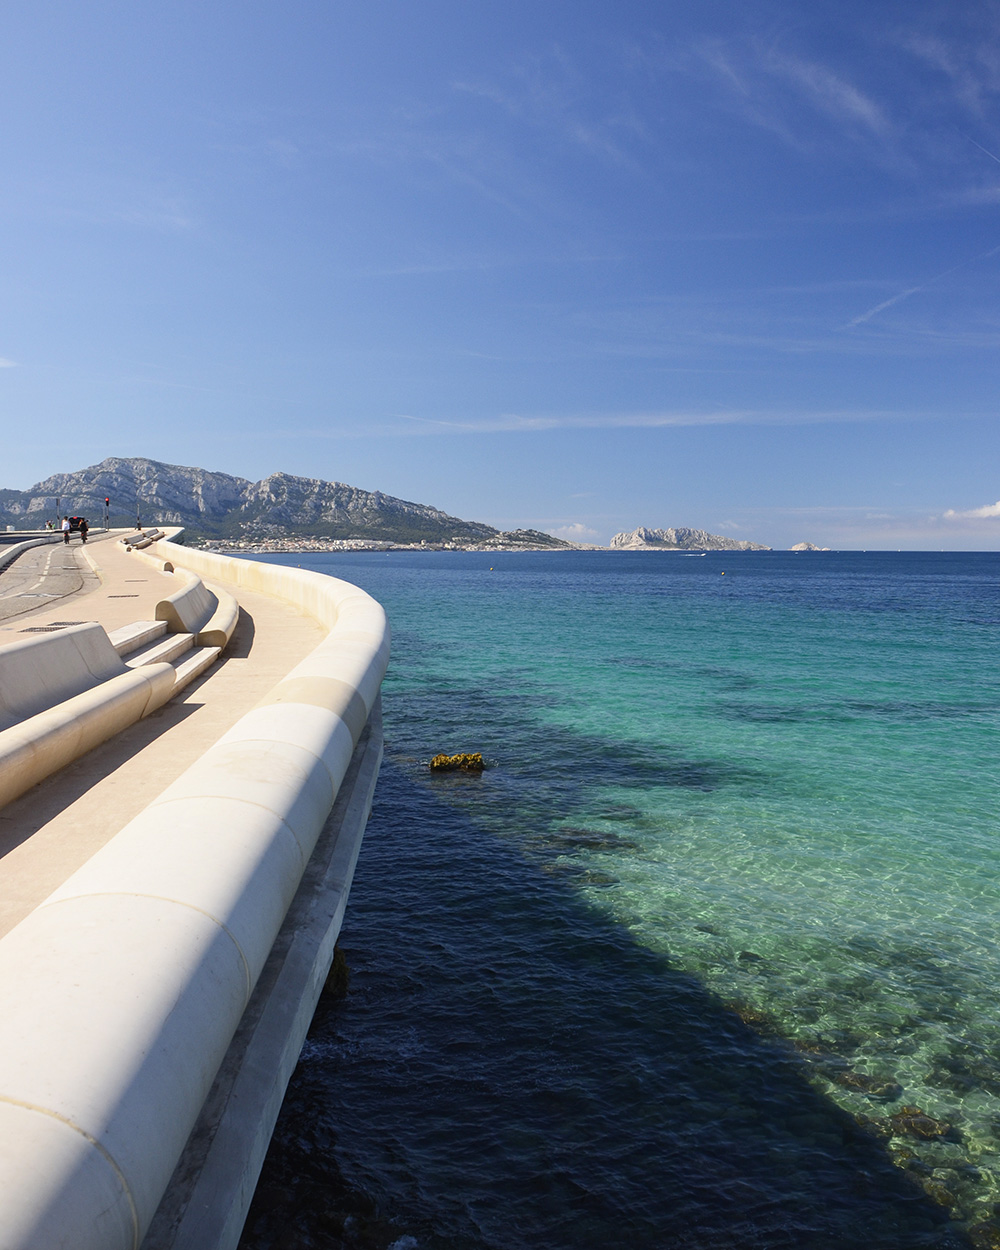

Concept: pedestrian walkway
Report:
left=0, top=533, right=326, bottom=935
left=0, top=530, right=175, bottom=633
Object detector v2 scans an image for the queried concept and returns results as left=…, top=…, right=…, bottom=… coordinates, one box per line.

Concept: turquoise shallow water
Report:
left=241, top=550, right=1000, bottom=1250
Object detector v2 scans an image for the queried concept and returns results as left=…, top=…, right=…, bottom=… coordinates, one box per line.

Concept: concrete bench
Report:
left=0, top=624, right=176, bottom=809
left=0, top=623, right=132, bottom=732
left=108, top=619, right=168, bottom=657
left=150, top=565, right=240, bottom=651
left=155, top=569, right=217, bottom=635
left=128, top=529, right=166, bottom=550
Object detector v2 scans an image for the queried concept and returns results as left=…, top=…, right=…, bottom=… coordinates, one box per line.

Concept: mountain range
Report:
left=0, top=458, right=567, bottom=548
left=0, top=459, right=774, bottom=551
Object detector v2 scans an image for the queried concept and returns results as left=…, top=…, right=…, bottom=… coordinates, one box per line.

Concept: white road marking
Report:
left=23, top=546, right=61, bottom=591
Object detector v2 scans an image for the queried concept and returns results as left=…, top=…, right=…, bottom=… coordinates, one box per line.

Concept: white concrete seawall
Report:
left=0, top=538, right=390, bottom=1250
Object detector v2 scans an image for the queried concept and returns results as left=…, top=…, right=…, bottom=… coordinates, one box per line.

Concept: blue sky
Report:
left=2, top=0, right=999, bottom=548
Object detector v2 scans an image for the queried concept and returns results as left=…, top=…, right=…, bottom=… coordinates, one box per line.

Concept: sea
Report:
left=238, top=549, right=1000, bottom=1250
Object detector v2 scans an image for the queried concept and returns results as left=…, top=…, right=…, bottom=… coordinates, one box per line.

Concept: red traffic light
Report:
left=105, top=498, right=110, bottom=506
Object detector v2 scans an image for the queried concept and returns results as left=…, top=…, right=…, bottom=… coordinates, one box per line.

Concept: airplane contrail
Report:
left=844, top=285, right=924, bottom=328
left=842, top=242, right=1000, bottom=329
left=960, top=130, right=1000, bottom=167
left=842, top=131, right=1000, bottom=329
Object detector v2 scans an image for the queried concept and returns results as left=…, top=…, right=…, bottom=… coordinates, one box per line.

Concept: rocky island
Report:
left=611, top=526, right=770, bottom=551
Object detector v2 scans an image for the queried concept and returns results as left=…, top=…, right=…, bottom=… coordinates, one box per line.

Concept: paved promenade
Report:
left=0, top=531, right=325, bottom=935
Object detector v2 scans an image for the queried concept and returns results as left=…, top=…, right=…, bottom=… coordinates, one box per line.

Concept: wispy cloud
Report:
left=548, top=521, right=599, bottom=541
left=52, top=181, right=196, bottom=233
left=336, top=120, right=543, bottom=219
left=723, top=503, right=983, bottom=548
left=453, top=49, right=645, bottom=170
left=944, top=501, right=1000, bottom=520
left=768, top=52, right=891, bottom=136
left=394, top=407, right=917, bottom=435
left=903, top=33, right=1000, bottom=119
left=691, top=36, right=896, bottom=161
left=331, top=49, right=649, bottom=231
left=687, top=21, right=1000, bottom=195
left=112, top=202, right=194, bottom=231
left=0, top=358, right=17, bottom=368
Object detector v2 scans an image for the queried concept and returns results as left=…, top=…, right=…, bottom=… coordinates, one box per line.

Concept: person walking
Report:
left=61, top=516, right=71, bottom=545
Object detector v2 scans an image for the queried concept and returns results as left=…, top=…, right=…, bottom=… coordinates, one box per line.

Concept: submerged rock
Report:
left=791, top=1038, right=831, bottom=1058
left=852, top=1113, right=893, bottom=1141
left=815, top=1028, right=865, bottom=1054
left=970, top=1222, right=1000, bottom=1250
left=928, top=1049, right=1000, bottom=1097
left=889, top=1105, right=958, bottom=1141
left=575, top=869, right=620, bottom=888
left=540, top=863, right=620, bottom=888
left=919, top=1177, right=957, bottom=1208
left=725, top=1002, right=778, bottom=1034
left=547, top=827, right=640, bottom=853
left=833, top=1070, right=903, bottom=1102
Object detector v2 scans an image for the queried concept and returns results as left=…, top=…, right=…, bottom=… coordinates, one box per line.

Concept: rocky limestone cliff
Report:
left=0, top=457, right=570, bottom=546
left=13, top=458, right=248, bottom=525
left=789, top=541, right=830, bottom=551
left=611, top=526, right=770, bottom=552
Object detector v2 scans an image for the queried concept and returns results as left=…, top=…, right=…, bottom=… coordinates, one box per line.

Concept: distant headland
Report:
left=0, top=457, right=573, bottom=551
left=0, top=458, right=776, bottom=552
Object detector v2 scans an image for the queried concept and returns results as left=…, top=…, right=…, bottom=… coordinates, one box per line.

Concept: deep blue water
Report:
left=239, top=550, right=1000, bottom=1250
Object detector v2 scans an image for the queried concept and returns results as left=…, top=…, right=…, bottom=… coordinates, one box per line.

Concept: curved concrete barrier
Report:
left=0, top=541, right=390, bottom=1249
left=0, top=534, right=61, bottom=573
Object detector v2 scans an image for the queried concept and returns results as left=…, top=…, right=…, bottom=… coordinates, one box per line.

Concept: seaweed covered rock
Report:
left=833, top=1070, right=903, bottom=1102
left=429, top=752, right=485, bottom=771
left=970, top=1221, right=1000, bottom=1250
left=888, top=1105, right=958, bottom=1141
